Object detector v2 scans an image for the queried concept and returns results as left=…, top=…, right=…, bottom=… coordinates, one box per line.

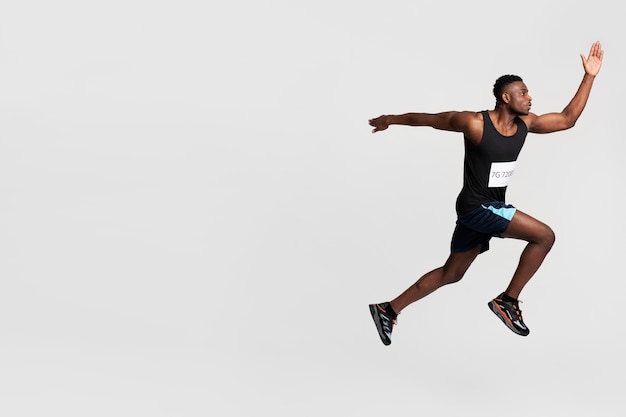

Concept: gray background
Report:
left=1, top=0, right=624, bottom=416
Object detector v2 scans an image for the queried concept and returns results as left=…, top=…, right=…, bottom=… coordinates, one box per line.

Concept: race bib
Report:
left=488, top=161, right=516, bottom=188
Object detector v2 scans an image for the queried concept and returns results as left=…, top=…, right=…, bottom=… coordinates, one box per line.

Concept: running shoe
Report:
left=369, top=302, right=397, bottom=345
left=488, top=293, right=530, bottom=336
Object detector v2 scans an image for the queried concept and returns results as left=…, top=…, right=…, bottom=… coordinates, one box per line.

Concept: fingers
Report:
left=592, top=40, right=602, bottom=55
left=369, top=117, right=383, bottom=133
left=588, top=40, right=603, bottom=59
left=595, top=43, right=604, bottom=61
left=580, top=41, right=604, bottom=76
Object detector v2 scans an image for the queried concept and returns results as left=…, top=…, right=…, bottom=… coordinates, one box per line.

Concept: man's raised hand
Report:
left=581, top=41, right=604, bottom=77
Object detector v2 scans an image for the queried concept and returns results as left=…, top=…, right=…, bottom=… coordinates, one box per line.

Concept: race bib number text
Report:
left=488, top=161, right=516, bottom=188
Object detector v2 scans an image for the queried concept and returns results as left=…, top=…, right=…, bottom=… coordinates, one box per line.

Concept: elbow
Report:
left=562, top=110, right=582, bottom=130
left=556, top=116, right=577, bottom=132
left=552, top=121, right=575, bottom=133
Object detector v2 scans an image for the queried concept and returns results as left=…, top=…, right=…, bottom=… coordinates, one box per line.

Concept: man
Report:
left=368, top=41, right=604, bottom=345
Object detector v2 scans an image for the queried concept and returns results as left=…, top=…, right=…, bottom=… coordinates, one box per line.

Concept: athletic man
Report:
left=368, top=41, right=604, bottom=344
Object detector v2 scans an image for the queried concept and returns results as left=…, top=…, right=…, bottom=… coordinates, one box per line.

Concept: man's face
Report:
left=504, top=81, right=533, bottom=115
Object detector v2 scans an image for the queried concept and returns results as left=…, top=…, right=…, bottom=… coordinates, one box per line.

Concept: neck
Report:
left=491, top=107, right=518, bottom=124
left=488, top=108, right=519, bottom=136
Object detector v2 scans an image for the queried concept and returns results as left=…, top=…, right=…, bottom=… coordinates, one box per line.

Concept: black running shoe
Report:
left=488, top=293, right=530, bottom=336
left=369, top=302, right=397, bottom=345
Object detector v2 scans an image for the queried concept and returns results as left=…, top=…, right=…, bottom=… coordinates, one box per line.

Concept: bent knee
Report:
left=542, top=226, right=556, bottom=250
left=442, top=268, right=466, bottom=284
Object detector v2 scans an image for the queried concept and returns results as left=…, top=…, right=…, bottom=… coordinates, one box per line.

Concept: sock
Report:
left=501, top=292, right=517, bottom=303
left=386, top=303, right=398, bottom=318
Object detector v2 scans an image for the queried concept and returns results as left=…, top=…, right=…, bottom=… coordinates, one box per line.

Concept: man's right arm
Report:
left=368, top=111, right=483, bottom=143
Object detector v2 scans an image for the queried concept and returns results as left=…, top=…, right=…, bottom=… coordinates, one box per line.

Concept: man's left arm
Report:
left=526, top=41, right=604, bottom=134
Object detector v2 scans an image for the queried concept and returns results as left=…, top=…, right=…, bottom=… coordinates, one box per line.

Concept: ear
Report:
left=502, top=92, right=511, bottom=104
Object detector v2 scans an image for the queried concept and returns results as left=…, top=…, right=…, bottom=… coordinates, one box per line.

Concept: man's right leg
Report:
left=369, top=245, right=480, bottom=345
left=390, top=244, right=482, bottom=314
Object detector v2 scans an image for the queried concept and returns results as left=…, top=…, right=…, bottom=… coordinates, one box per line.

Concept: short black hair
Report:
left=493, top=74, right=523, bottom=103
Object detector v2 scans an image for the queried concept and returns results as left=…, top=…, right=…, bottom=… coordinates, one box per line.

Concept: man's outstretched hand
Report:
left=369, top=115, right=389, bottom=133
left=581, top=41, right=604, bottom=77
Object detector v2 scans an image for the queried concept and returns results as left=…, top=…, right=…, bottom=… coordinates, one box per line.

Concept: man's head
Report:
left=493, top=74, right=532, bottom=115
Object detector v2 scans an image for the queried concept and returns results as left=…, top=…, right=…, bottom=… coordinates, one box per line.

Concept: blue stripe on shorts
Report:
left=481, top=203, right=516, bottom=221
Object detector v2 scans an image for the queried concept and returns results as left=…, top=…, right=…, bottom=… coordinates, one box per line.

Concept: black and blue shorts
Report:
left=451, top=201, right=516, bottom=254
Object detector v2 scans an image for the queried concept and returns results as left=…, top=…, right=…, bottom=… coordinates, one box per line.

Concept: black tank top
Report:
left=456, top=110, right=528, bottom=215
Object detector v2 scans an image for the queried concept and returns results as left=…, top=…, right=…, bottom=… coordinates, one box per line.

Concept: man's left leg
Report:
left=500, top=209, right=556, bottom=298
left=488, top=209, right=556, bottom=336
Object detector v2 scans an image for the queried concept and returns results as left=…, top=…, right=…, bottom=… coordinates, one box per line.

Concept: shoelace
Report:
left=513, top=300, right=524, bottom=320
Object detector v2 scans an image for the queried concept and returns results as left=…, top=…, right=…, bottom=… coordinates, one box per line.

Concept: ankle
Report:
left=501, top=292, right=517, bottom=303
left=387, top=303, right=399, bottom=318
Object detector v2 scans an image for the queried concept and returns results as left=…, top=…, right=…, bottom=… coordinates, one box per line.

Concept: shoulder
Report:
left=448, top=110, right=484, bottom=131
left=455, top=111, right=484, bottom=145
left=454, top=110, right=484, bottom=122
left=517, top=113, right=538, bottom=130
